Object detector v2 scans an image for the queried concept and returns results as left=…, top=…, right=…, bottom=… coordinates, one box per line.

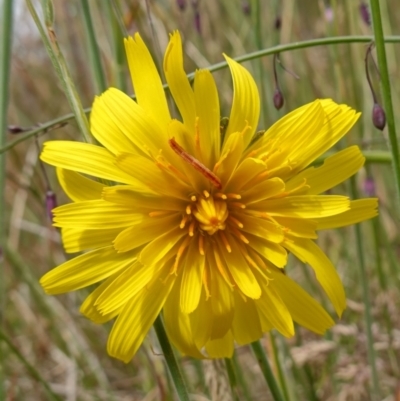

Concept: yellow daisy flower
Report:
left=40, top=31, right=378, bottom=362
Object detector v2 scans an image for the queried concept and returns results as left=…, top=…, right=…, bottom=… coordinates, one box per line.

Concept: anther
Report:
left=191, top=195, right=197, bottom=202
left=215, top=192, right=228, bottom=200
left=226, top=193, right=241, bottom=200
left=203, top=190, right=210, bottom=198
left=219, top=231, right=232, bottom=253
left=231, top=227, right=249, bottom=244
left=188, top=221, right=196, bottom=236
left=228, top=215, right=244, bottom=228
left=230, top=202, right=246, bottom=209
left=186, top=205, right=192, bottom=215
left=199, top=235, right=205, bottom=255
left=180, top=215, right=188, bottom=228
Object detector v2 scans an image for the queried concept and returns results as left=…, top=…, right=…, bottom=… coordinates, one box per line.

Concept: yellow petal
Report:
left=92, top=88, right=166, bottom=156
left=40, top=246, right=137, bottom=294
left=90, top=93, right=138, bottom=155
left=240, top=214, right=284, bottom=243
left=180, top=236, right=206, bottom=314
left=257, top=195, right=350, bottom=218
left=189, top=290, right=213, bottom=349
left=95, top=261, right=161, bottom=315
left=163, top=31, right=196, bottom=132
left=102, top=185, right=184, bottom=211
left=223, top=55, right=260, bottom=147
left=284, top=238, right=346, bottom=316
left=61, top=227, right=121, bottom=253
left=113, top=214, right=180, bottom=252
left=231, top=292, right=262, bottom=345
left=215, top=132, right=245, bottom=186
left=139, top=227, right=186, bottom=267
left=56, top=168, right=104, bottom=202
left=194, top=69, right=220, bottom=167
left=269, top=269, right=334, bottom=334
left=220, top=234, right=261, bottom=299
left=107, top=274, right=176, bottom=363
left=41, top=141, right=139, bottom=186
left=115, top=152, right=190, bottom=199
left=205, top=330, right=235, bottom=358
left=124, top=34, right=170, bottom=130
left=242, top=177, right=285, bottom=204
left=316, top=198, right=378, bottom=230
left=286, top=146, right=365, bottom=195
left=52, top=200, right=143, bottom=229
left=209, top=263, right=235, bottom=339
left=246, top=234, right=288, bottom=267
left=274, top=217, right=317, bottom=239
left=255, top=281, right=294, bottom=337
left=293, top=104, right=360, bottom=173
left=164, top=281, right=205, bottom=359
left=80, top=273, right=122, bottom=324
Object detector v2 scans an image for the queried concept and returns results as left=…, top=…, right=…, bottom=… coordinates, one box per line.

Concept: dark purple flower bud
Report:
left=8, top=125, right=26, bottom=134
left=372, top=103, right=386, bottom=130
left=194, top=10, right=201, bottom=34
left=363, top=177, right=376, bottom=197
left=46, top=190, right=57, bottom=221
left=177, top=0, right=186, bottom=11
left=274, top=16, right=282, bottom=30
left=359, top=2, right=371, bottom=26
left=273, top=88, right=284, bottom=110
left=242, top=1, right=251, bottom=15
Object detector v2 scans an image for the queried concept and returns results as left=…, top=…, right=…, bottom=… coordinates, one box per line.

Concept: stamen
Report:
left=213, top=249, right=234, bottom=287
left=169, top=137, right=222, bottom=189
left=230, top=202, right=246, bottom=209
left=215, top=192, right=228, bottom=200
left=228, top=215, right=244, bottom=228
left=179, top=215, right=188, bottom=229
left=219, top=231, right=232, bottom=253
left=226, top=193, right=241, bottom=200
left=186, top=205, right=192, bottom=215
left=171, top=236, right=191, bottom=274
left=191, top=195, right=197, bottom=202
left=188, top=220, right=196, bottom=236
left=230, top=226, right=249, bottom=244
left=199, top=235, right=205, bottom=255
left=149, top=211, right=171, bottom=217
left=203, top=190, right=210, bottom=198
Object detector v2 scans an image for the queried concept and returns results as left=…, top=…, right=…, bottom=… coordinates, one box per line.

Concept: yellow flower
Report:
left=40, top=31, right=378, bottom=362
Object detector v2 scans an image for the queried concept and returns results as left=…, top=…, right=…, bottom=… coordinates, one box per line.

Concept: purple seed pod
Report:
left=194, top=10, right=201, bottom=34
left=363, top=176, right=376, bottom=197
left=177, top=0, right=186, bottom=11
left=274, top=16, right=282, bottom=30
left=46, top=190, right=57, bottom=221
left=242, top=1, right=251, bottom=15
left=273, top=87, right=284, bottom=110
left=372, top=103, right=386, bottom=131
left=8, top=125, right=26, bottom=134
left=359, top=2, right=371, bottom=26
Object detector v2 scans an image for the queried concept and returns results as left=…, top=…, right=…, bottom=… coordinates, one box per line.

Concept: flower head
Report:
left=40, top=31, right=378, bottom=361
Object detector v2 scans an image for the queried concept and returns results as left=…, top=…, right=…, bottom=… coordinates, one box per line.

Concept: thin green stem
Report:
left=349, top=177, right=380, bottom=400
left=269, top=333, right=291, bottom=401
left=0, top=330, right=63, bottom=401
left=251, top=340, right=286, bottom=401
left=81, top=0, right=107, bottom=93
left=0, top=1, right=13, bottom=399
left=369, top=0, right=400, bottom=208
left=26, top=0, right=92, bottom=142
left=224, top=358, right=240, bottom=401
left=153, top=315, right=190, bottom=401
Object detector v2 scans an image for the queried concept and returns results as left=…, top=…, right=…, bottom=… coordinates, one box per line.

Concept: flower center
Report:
left=193, top=197, right=229, bottom=235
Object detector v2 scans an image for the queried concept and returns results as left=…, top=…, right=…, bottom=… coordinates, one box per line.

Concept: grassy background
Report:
left=2, top=0, right=400, bottom=400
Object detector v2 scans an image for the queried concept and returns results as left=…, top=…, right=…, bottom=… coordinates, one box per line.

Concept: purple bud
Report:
left=324, top=6, right=334, bottom=22
left=8, top=125, right=26, bottom=134
left=372, top=103, right=386, bottom=130
left=46, top=190, right=57, bottom=221
left=363, top=177, right=376, bottom=197
left=177, top=0, right=186, bottom=11
left=273, top=88, right=284, bottom=110
left=242, top=1, right=251, bottom=15
left=359, top=2, right=371, bottom=26
left=274, top=16, right=282, bottom=30
left=194, top=10, right=201, bottom=34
